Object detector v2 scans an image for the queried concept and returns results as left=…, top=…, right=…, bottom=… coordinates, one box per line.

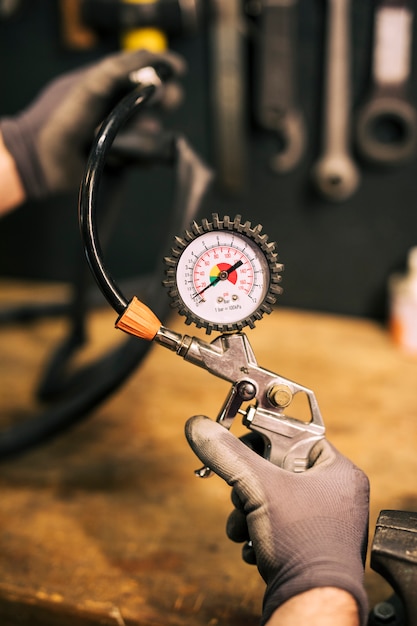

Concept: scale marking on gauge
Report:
left=163, top=214, right=284, bottom=334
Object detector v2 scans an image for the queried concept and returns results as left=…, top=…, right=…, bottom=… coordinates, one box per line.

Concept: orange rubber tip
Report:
left=115, top=296, right=161, bottom=341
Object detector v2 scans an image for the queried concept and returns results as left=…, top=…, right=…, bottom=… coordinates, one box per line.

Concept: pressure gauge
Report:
left=163, top=214, right=283, bottom=334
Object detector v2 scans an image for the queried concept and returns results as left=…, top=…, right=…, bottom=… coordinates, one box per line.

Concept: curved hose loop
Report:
left=79, top=83, right=156, bottom=314
left=79, top=74, right=214, bottom=314
left=0, top=78, right=213, bottom=460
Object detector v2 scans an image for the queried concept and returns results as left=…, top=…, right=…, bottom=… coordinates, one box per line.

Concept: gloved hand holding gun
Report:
left=0, top=48, right=184, bottom=213
left=108, top=211, right=371, bottom=626
left=73, top=61, right=371, bottom=623
left=186, top=415, right=370, bottom=626
left=114, top=290, right=370, bottom=626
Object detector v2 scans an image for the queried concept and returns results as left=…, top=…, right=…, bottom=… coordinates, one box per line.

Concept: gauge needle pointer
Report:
left=194, top=260, right=243, bottom=299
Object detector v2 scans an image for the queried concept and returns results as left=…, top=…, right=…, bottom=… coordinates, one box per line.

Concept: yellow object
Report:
left=120, top=0, right=167, bottom=52
left=121, top=28, right=167, bottom=52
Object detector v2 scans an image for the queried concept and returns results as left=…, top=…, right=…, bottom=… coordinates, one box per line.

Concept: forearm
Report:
left=0, top=130, right=26, bottom=214
left=266, top=587, right=360, bottom=626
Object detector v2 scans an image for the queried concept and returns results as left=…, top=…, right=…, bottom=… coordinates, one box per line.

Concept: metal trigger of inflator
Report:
left=154, top=329, right=326, bottom=478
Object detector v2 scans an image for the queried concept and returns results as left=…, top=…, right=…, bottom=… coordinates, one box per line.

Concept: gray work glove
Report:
left=185, top=415, right=370, bottom=626
left=0, top=49, right=184, bottom=200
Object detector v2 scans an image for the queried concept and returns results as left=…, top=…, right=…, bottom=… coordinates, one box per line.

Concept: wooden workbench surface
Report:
left=1, top=281, right=417, bottom=625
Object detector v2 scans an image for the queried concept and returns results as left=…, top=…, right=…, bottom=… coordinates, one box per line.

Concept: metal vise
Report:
left=368, top=510, right=417, bottom=625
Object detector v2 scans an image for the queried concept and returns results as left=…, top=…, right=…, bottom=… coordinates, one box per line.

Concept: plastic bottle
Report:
left=389, top=246, right=417, bottom=355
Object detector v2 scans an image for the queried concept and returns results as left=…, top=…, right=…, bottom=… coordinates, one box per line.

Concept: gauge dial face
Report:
left=164, top=214, right=283, bottom=333
left=176, top=230, right=269, bottom=327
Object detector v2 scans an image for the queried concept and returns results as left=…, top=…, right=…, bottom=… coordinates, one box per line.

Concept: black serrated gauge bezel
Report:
left=163, top=214, right=283, bottom=334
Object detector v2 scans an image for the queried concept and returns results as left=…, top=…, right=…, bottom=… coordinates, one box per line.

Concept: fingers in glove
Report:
left=242, top=541, right=257, bottom=566
left=231, top=487, right=244, bottom=511
left=226, top=508, right=249, bottom=543
left=185, top=415, right=271, bottom=489
left=83, top=49, right=185, bottom=102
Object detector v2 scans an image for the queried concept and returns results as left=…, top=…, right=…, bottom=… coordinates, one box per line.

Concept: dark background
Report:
left=1, top=0, right=416, bottom=321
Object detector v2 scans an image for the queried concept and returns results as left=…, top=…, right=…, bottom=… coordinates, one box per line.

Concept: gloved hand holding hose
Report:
left=0, top=48, right=185, bottom=212
left=185, top=415, right=370, bottom=626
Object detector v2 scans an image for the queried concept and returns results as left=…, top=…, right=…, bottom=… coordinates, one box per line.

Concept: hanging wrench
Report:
left=356, top=0, right=417, bottom=166
left=255, top=0, right=307, bottom=173
left=312, top=0, right=360, bottom=202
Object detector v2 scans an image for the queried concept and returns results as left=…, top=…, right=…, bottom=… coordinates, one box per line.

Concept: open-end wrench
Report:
left=312, top=0, right=360, bottom=202
left=209, top=0, right=247, bottom=192
left=356, top=0, right=417, bottom=166
left=255, top=0, right=307, bottom=173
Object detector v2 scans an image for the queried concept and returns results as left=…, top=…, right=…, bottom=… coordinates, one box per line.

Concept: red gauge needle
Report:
left=194, top=259, right=243, bottom=298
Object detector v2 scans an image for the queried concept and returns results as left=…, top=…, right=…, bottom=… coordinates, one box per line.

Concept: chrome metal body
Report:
left=156, top=327, right=325, bottom=475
